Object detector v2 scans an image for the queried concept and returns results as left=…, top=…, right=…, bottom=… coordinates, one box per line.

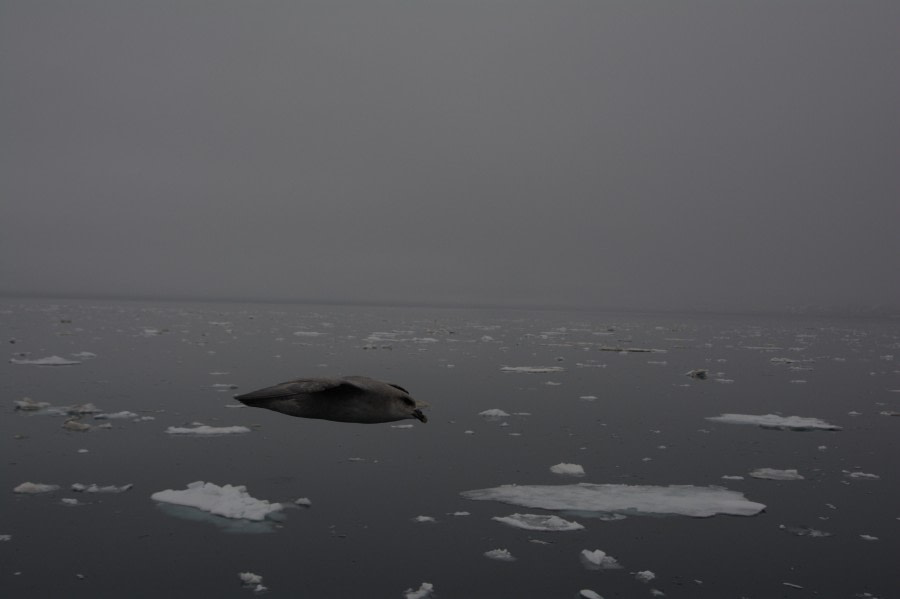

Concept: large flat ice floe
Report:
left=462, top=483, right=766, bottom=517
left=705, top=413, right=841, bottom=431
left=150, top=481, right=283, bottom=521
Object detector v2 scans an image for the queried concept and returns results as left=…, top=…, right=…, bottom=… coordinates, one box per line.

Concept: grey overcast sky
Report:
left=2, top=2, right=898, bottom=311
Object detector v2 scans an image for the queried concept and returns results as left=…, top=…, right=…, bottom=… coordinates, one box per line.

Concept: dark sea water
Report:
left=2, top=298, right=898, bottom=598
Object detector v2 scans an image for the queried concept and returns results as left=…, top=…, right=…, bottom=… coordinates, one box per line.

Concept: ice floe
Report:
left=635, top=570, right=656, bottom=583
left=239, top=571, right=268, bottom=593
left=403, top=582, right=435, bottom=599
left=479, top=409, right=510, bottom=418
left=150, top=481, right=283, bottom=521
left=13, top=482, right=60, bottom=494
left=550, top=463, right=585, bottom=476
left=93, top=411, right=140, bottom=420
left=705, top=413, right=842, bottom=431
left=580, top=549, right=622, bottom=570
left=500, top=366, right=565, bottom=373
left=579, top=590, right=604, bottom=599
left=844, top=471, right=880, bottom=480
left=484, top=548, right=516, bottom=561
left=492, top=513, right=584, bottom=531
left=10, top=355, right=81, bottom=366
left=779, top=525, right=832, bottom=537
left=463, top=483, right=766, bottom=517
left=749, top=468, right=804, bottom=481
left=72, top=483, right=133, bottom=493
left=165, top=425, right=251, bottom=435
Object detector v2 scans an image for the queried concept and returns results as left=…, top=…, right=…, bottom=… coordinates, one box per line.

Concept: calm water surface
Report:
left=2, top=299, right=898, bottom=598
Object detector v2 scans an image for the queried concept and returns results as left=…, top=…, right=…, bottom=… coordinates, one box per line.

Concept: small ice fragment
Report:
left=239, top=572, right=263, bottom=585
left=721, top=475, right=744, bottom=480
left=859, top=534, right=878, bottom=541
left=779, top=525, right=832, bottom=537
left=165, top=425, right=251, bottom=435
left=706, top=413, right=841, bottom=431
left=10, top=355, right=80, bottom=366
left=403, top=582, right=434, bottom=599
left=844, top=471, right=880, bottom=480
left=151, top=481, right=283, bottom=521
left=550, top=463, right=585, bottom=476
left=61, top=498, right=82, bottom=506
left=479, top=409, right=510, bottom=417
left=13, top=482, right=60, bottom=494
left=294, top=497, right=312, bottom=507
left=579, top=591, right=604, bottom=599
left=392, top=424, right=415, bottom=429
left=580, top=549, right=622, bottom=570
left=94, top=411, right=140, bottom=420
left=500, top=366, right=565, bottom=373
left=484, top=548, right=516, bottom=561
left=63, top=419, right=92, bottom=432
left=71, top=352, right=97, bottom=359
left=783, top=582, right=804, bottom=589
left=413, top=515, right=436, bottom=523
left=14, top=398, right=51, bottom=411
left=492, top=513, right=584, bottom=531
left=0, top=535, right=11, bottom=541
left=68, top=403, right=101, bottom=414
left=685, top=369, right=708, bottom=379
left=579, top=395, right=598, bottom=400
left=749, top=468, right=804, bottom=481
left=451, top=511, right=470, bottom=516
left=635, top=570, right=656, bottom=583
left=71, top=483, right=133, bottom=493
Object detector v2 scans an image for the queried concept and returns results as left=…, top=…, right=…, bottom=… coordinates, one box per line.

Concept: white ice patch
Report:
left=844, top=471, right=880, bottom=480
left=635, top=570, right=656, bottom=583
left=749, top=468, right=804, bottom=480
left=150, top=481, right=283, bottom=521
left=463, top=483, right=766, bottom=517
left=93, top=411, right=140, bottom=420
left=550, top=463, right=585, bottom=476
left=403, top=582, right=435, bottom=599
left=492, top=513, right=584, bottom=531
left=500, top=366, right=565, bottom=374
left=239, top=571, right=267, bottom=593
left=484, top=548, right=516, bottom=561
left=705, top=413, right=842, bottom=431
left=72, top=483, right=133, bottom=493
left=579, top=591, right=604, bottom=599
left=165, top=425, right=251, bottom=435
left=10, top=355, right=81, bottom=366
left=580, top=549, right=622, bottom=570
left=479, top=409, right=510, bottom=417
left=13, top=482, right=60, bottom=494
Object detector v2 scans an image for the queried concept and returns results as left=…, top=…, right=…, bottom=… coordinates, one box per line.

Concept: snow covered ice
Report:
left=403, top=582, right=434, bottom=599
left=580, top=549, right=622, bottom=570
left=484, top=548, right=516, bottom=561
left=13, top=482, right=60, bottom=494
left=492, top=513, right=585, bottom=531
left=749, top=468, right=804, bottom=481
left=150, top=481, right=283, bottom=521
left=463, top=483, right=765, bottom=517
left=10, top=355, right=81, bottom=366
left=705, top=413, right=842, bottom=431
left=550, top=463, right=585, bottom=476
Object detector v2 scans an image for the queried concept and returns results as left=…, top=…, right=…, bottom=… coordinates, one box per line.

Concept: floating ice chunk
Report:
left=580, top=549, right=622, bottom=570
left=71, top=352, right=97, bottom=359
left=463, top=483, right=765, bottom=517
left=749, top=468, right=804, bottom=481
left=705, top=413, right=841, bottom=431
left=413, top=515, right=436, bottom=523
left=13, top=482, right=60, bottom=494
left=165, top=425, right=251, bottom=435
left=0, top=535, right=11, bottom=542
left=150, top=481, right=283, bottom=521
left=71, top=483, right=133, bottom=493
left=579, top=395, right=598, bottom=400
left=635, top=570, right=656, bottom=583
left=598, top=347, right=666, bottom=353
left=239, top=571, right=267, bottom=592
left=10, top=355, right=80, bottom=366
left=479, top=409, right=510, bottom=417
left=293, top=331, right=324, bottom=337
left=579, top=591, right=604, bottom=599
left=403, top=582, right=434, bottom=599
left=61, top=498, right=83, bottom=506
left=492, top=513, right=584, bottom=531
left=62, top=419, right=92, bottom=432
left=779, top=525, right=832, bottom=537
left=550, top=463, right=585, bottom=476
left=14, top=398, right=51, bottom=411
left=844, top=471, right=880, bottom=480
left=500, top=366, right=565, bottom=373
left=721, top=475, right=744, bottom=481
left=860, top=534, right=878, bottom=541
left=685, top=369, right=709, bottom=379
left=484, top=548, right=516, bottom=561
left=294, top=497, right=312, bottom=507
left=94, top=411, right=140, bottom=420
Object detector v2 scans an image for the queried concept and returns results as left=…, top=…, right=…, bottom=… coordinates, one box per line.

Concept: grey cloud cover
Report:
left=2, top=1, right=898, bottom=311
